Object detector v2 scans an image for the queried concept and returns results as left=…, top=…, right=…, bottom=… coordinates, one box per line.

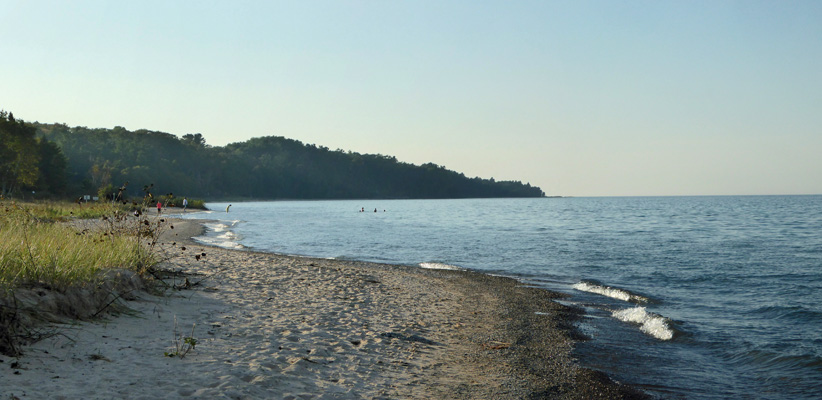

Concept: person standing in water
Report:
left=157, top=201, right=162, bottom=214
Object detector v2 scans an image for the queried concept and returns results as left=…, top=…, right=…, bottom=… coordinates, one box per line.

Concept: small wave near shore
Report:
left=193, top=220, right=245, bottom=249
left=573, top=281, right=675, bottom=341
left=612, top=306, right=675, bottom=341
left=572, top=281, right=650, bottom=303
left=418, top=262, right=462, bottom=271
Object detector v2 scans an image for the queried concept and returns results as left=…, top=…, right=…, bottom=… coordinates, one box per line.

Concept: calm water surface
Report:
left=183, top=196, right=822, bottom=399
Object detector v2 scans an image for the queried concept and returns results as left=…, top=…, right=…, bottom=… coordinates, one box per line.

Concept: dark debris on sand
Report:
left=371, top=264, right=652, bottom=400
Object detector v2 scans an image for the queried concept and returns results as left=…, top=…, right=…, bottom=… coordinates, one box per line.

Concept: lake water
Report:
left=181, top=196, right=822, bottom=399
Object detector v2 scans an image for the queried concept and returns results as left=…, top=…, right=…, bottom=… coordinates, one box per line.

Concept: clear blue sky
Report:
left=2, top=1, right=820, bottom=196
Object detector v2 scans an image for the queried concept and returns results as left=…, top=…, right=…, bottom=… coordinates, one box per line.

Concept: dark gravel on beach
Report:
left=344, top=261, right=651, bottom=399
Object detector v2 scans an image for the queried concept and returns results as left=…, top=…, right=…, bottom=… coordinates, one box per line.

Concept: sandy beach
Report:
left=1, top=214, right=647, bottom=399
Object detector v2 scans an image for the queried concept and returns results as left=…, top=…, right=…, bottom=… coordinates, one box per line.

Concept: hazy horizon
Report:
left=2, top=1, right=821, bottom=197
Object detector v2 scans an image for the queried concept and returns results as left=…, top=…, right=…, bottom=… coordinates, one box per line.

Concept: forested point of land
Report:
left=1, top=111, right=545, bottom=200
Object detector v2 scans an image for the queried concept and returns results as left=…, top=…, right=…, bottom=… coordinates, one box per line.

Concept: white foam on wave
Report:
left=207, top=220, right=240, bottom=232
left=193, top=222, right=244, bottom=249
left=612, top=306, right=674, bottom=341
left=572, top=282, right=648, bottom=303
left=193, top=236, right=245, bottom=250
left=419, top=262, right=462, bottom=270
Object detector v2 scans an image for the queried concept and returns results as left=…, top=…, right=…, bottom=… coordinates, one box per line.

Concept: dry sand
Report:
left=1, top=214, right=647, bottom=399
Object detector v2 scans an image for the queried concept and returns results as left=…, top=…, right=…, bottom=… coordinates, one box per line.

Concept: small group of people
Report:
left=360, top=207, right=385, bottom=213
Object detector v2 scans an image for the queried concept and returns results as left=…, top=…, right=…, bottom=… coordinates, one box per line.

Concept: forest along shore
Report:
left=1, top=217, right=647, bottom=399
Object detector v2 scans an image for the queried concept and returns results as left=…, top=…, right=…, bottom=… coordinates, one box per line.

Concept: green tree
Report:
left=89, top=160, right=114, bottom=189
left=36, top=138, right=69, bottom=195
left=0, top=111, right=40, bottom=196
left=182, top=133, right=206, bottom=147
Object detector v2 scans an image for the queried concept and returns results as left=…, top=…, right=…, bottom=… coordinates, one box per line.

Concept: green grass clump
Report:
left=0, top=201, right=155, bottom=290
left=5, top=200, right=131, bottom=221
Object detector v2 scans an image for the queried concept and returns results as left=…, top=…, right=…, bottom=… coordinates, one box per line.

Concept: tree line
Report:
left=0, top=111, right=67, bottom=197
left=1, top=111, right=545, bottom=200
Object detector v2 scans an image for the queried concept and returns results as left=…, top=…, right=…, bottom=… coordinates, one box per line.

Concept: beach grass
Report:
left=0, top=200, right=156, bottom=290
left=0, top=199, right=166, bottom=356
left=3, top=200, right=130, bottom=221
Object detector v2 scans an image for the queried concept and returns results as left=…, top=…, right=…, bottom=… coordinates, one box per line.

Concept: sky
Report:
left=2, top=1, right=821, bottom=197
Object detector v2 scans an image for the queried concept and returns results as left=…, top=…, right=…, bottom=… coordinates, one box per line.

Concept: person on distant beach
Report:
left=157, top=201, right=162, bottom=214
left=182, top=197, right=188, bottom=212
left=226, top=204, right=232, bottom=213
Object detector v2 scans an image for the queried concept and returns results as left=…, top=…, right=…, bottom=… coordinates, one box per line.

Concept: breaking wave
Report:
left=612, top=306, right=675, bottom=341
left=419, top=262, right=462, bottom=270
left=573, top=281, right=649, bottom=303
left=194, top=221, right=245, bottom=249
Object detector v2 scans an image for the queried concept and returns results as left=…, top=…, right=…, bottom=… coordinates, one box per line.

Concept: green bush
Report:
left=156, top=195, right=206, bottom=210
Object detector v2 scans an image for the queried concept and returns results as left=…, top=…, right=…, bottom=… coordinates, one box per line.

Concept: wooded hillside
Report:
left=3, top=112, right=545, bottom=199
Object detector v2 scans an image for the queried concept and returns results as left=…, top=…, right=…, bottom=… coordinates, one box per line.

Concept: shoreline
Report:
left=1, top=216, right=648, bottom=399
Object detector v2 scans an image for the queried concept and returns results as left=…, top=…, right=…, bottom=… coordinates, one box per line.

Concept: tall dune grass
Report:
left=5, top=200, right=131, bottom=221
left=0, top=201, right=156, bottom=290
